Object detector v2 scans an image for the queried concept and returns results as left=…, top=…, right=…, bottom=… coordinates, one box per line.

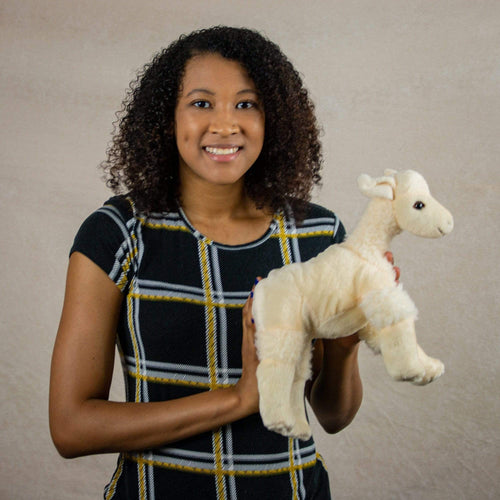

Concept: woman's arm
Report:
left=49, top=252, right=259, bottom=458
left=305, top=335, right=363, bottom=434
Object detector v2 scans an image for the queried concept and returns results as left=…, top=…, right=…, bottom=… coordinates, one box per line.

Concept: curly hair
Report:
left=101, top=26, right=323, bottom=218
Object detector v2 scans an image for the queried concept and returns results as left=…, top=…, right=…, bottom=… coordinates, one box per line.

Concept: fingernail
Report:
left=251, top=318, right=254, bottom=324
left=254, top=278, right=259, bottom=285
left=250, top=291, right=253, bottom=298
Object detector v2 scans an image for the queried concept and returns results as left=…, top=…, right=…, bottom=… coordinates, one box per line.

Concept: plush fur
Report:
left=252, top=169, right=453, bottom=440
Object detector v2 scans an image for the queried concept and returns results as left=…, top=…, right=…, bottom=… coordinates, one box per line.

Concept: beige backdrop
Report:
left=1, top=1, right=499, bottom=499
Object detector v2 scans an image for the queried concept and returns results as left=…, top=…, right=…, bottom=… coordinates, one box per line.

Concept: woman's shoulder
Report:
left=287, top=200, right=342, bottom=227
left=289, top=201, right=346, bottom=244
left=72, top=195, right=136, bottom=252
left=301, top=201, right=338, bottom=220
left=100, top=194, right=136, bottom=220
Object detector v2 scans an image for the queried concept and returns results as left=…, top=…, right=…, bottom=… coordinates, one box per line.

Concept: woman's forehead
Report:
left=180, top=53, right=257, bottom=94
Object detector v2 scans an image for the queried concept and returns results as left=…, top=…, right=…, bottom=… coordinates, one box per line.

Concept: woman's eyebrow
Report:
left=237, top=89, right=259, bottom=95
left=185, top=88, right=216, bottom=97
left=185, top=88, right=259, bottom=97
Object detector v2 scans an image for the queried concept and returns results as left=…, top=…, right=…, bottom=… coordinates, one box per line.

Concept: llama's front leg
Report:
left=376, top=318, right=429, bottom=383
left=288, top=343, right=313, bottom=440
left=362, top=319, right=444, bottom=385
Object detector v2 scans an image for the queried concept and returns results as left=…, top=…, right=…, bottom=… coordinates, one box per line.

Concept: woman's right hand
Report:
left=233, top=279, right=261, bottom=415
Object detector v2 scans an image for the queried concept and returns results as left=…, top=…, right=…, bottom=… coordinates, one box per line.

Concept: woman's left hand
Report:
left=384, top=251, right=400, bottom=282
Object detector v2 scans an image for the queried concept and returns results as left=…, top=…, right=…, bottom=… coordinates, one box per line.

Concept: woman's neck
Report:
left=180, top=179, right=247, bottom=220
left=179, top=179, right=273, bottom=245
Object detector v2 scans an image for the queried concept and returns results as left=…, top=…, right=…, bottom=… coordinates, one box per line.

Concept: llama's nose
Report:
left=439, top=214, right=454, bottom=235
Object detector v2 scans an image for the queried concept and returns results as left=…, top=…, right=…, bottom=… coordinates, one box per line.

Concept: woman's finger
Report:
left=384, top=251, right=400, bottom=283
left=384, top=251, right=394, bottom=266
left=244, top=277, right=262, bottom=325
left=393, top=266, right=401, bottom=282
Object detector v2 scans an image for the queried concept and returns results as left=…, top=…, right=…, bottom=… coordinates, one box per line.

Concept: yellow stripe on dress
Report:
left=271, top=230, right=333, bottom=239
left=125, top=453, right=318, bottom=477
left=138, top=460, right=146, bottom=500
left=126, top=290, right=147, bottom=499
left=138, top=217, right=192, bottom=232
left=276, top=216, right=301, bottom=498
left=117, top=236, right=138, bottom=291
left=126, top=371, right=232, bottom=389
left=276, top=212, right=292, bottom=265
left=126, top=293, right=141, bottom=403
left=105, top=455, right=125, bottom=500
left=199, top=239, right=227, bottom=500
left=128, top=292, right=243, bottom=309
left=289, top=439, right=299, bottom=500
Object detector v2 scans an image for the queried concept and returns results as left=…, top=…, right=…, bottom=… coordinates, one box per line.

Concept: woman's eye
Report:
left=236, top=101, right=257, bottom=110
left=193, top=100, right=210, bottom=109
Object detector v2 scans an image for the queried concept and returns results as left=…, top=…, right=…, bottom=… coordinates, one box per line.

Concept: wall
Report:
left=1, top=1, right=498, bottom=498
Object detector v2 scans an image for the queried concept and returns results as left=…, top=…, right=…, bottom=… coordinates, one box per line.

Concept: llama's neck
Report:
left=344, top=199, right=401, bottom=261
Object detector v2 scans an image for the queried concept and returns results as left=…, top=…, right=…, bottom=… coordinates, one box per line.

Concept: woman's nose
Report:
left=208, top=108, right=239, bottom=135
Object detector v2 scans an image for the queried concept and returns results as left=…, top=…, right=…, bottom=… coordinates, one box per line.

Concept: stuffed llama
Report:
left=252, top=169, right=453, bottom=440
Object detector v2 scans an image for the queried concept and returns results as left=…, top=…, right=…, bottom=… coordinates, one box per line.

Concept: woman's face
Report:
left=174, top=53, right=265, bottom=191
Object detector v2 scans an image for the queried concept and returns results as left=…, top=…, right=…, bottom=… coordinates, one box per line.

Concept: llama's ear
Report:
left=384, top=169, right=398, bottom=177
left=357, top=174, right=395, bottom=200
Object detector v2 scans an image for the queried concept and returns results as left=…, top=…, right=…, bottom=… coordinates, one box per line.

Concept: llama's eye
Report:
left=413, top=201, right=425, bottom=210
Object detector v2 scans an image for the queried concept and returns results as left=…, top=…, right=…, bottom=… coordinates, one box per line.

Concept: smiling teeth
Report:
left=205, top=146, right=239, bottom=155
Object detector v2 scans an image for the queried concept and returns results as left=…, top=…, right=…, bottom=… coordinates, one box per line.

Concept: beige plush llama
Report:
left=252, top=169, right=453, bottom=440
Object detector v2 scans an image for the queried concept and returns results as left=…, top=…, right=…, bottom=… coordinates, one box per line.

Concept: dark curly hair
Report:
left=101, top=26, right=323, bottom=218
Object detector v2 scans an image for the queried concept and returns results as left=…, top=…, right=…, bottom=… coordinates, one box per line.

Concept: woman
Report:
left=50, top=26, right=366, bottom=499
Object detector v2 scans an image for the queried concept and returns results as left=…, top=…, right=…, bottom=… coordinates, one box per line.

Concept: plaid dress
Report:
left=71, top=195, right=345, bottom=500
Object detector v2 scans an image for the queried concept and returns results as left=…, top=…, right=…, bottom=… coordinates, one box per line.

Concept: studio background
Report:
left=1, top=1, right=498, bottom=499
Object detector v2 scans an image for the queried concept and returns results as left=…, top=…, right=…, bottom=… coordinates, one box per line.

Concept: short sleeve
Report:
left=70, top=196, right=137, bottom=292
left=332, top=218, right=346, bottom=244
left=299, top=201, right=346, bottom=245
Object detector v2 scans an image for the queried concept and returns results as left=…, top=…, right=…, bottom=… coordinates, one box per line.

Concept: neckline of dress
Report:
left=177, top=205, right=279, bottom=250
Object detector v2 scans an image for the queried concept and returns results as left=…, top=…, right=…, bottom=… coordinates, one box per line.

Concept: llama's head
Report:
left=357, top=169, right=454, bottom=238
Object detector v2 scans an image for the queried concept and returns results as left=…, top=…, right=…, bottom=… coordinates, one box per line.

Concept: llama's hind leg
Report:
left=256, top=329, right=307, bottom=436
left=361, top=319, right=444, bottom=385
left=288, top=343, right=313, bottom=440
left=257, top=358, right=296, bottom=436
left=377, top=318, right=428, bottom=383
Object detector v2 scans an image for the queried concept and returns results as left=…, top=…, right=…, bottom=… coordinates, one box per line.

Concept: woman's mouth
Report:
left=203, top=146, right=241, bottom=162
left=204, top=146, right=240, bottom=155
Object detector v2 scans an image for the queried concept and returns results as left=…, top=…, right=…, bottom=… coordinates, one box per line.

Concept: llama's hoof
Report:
left=263, top=417, right=295, bottom=437
left=261, top=413, right=311, bottom=440
left=388, top=364, right=427, bottom=384
left=411, top=358, right=445, bottom=386
left=260, top=404, right=295, bottom=436
left=289, top=419, right=312, bottom=441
